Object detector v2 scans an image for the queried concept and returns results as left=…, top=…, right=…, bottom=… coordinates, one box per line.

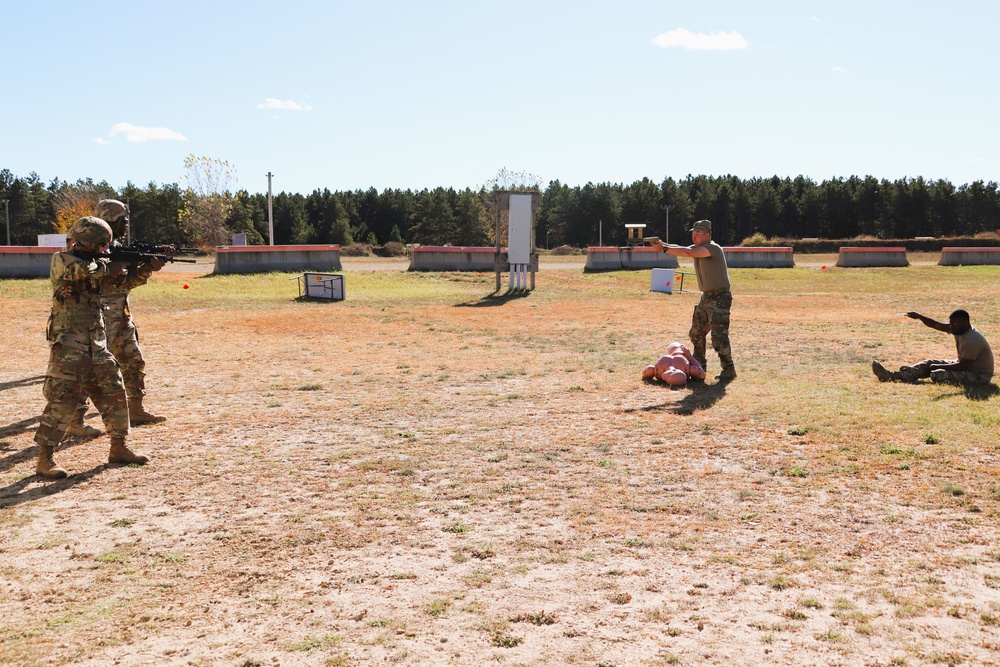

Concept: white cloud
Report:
left=831, top=66, right=849, bottom=74
left=257, top=97, right=313, bottom=111
left=651, top=28, right=748, bottom=51
left=108, top=123, right=188, bottom=143
left=93, top=137, right=110, bottom=145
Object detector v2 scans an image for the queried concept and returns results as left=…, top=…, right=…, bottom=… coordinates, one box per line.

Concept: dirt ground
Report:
left=1, top=258, right=999, bottom=667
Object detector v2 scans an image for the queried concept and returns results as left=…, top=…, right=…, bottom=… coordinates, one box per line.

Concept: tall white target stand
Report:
left=493, top=191, right=539, bottom=292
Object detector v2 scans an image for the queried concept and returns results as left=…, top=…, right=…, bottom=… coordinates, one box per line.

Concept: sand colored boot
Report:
left=716, top=366, right=737, bottom=383
left=36, top=445, right=68, bottom=479
left=108, top=438, right=149, bottom=465
left=872, top=360, right=902, bottom=382
left=716, top=354, right=737, bottom=383
left=129, top=397, right=166, bottom=426
left=64, top=406, right=103, bottom=438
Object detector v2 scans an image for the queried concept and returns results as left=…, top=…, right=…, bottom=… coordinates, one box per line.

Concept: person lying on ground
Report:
left=642, top=342, right=707, bottom=386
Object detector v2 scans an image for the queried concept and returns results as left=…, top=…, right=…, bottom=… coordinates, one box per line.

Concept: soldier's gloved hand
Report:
left=149, top=256, right=167, bottom=271
left=93, top=258, right=121, bottom=277
left=104, top=260, right=128, bottom=277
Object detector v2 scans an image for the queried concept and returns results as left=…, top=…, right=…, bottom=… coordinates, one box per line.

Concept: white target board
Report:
left=304, top=273, right=345, bottom=300
left=508, top=193, right=532, bottom=265
left=650, top=268, right=674, bottom=294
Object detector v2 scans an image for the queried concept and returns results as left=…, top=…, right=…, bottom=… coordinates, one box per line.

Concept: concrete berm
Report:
left=214, top=245, right=342, bottom=274
left=938, top=247, right=1000, bottom=266
left=0, top=246, right=61, bottom=278
left=835, top=247, right=909, bottom=267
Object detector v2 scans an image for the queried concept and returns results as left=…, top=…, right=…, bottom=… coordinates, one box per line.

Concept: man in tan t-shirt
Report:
left=655, top=220, right=736, bottom=382
left=872, top=309, right=994, bottom=385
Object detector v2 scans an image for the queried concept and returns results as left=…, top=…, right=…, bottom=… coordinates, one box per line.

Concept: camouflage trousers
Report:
left=107, top=318, right=147, bottom=399
left=690, top=289, right=734, bottom=371
left=898, top=359, right=993, bottom=386
left=35, top=342, right=130, bottom=447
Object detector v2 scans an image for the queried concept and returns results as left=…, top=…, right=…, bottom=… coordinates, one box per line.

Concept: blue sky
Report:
left=2, top=0, right=998, bottom=194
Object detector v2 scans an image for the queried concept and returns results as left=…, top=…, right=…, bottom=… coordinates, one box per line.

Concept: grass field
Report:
left=1, top=259, right=998, bottom=666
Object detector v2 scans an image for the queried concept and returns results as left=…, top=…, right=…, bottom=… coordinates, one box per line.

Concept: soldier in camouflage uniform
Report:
left=94, top=199, right=166, bottom=425
left=34, top=217, right=148, bottom=479
left=657, top=220, right=736, bottom=383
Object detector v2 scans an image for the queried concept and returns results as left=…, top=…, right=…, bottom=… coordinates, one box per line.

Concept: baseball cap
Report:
left=689, top=220, right=712, bottom=233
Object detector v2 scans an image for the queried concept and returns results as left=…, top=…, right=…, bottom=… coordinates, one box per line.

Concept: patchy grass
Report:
left=424, top=599, right=451, bottom=617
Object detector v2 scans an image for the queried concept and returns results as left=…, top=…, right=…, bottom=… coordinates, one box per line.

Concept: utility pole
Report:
left=660, top=204, right=674, bottom=244
left=267, top=172, right=274, bottom=246
left=3, top=200, right=9, bottom=246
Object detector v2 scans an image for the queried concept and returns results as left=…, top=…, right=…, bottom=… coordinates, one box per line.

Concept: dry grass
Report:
left=1, top=260, right=998, bottom=666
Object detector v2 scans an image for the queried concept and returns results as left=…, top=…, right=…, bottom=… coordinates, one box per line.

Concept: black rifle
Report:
left=126, top=241, right=198, bottom=256
left=74, top=248, right=197, bottom=276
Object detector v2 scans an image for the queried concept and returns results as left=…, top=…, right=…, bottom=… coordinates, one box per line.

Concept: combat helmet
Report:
left=94, top=199, right=129, bottom=237
left=70, top=217, right=113, bottom=249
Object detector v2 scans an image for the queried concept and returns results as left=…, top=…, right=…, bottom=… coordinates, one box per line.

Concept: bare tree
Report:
left=479, top=167, right=542, bottom=245
left=179, top=155, right=238, bottom=248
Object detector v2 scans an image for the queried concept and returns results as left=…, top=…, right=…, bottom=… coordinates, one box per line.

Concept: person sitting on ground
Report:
left=642, top=342, right=707, bottom=386
left=872, top=309, right=994, bottom=385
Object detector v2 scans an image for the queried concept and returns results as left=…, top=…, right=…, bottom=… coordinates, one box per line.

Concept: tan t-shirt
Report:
left=693, top=241, right=731, bottom=293
left=955, top=327, right=994, bottom=376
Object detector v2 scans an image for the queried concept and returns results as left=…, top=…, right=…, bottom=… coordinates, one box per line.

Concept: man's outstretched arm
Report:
left=651, top=240, right=711, bottom=258
left=906, top=312, right=950, bottom=333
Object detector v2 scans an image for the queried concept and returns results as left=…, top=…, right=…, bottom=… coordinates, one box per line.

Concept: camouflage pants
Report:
left=35, top=343, right=130, bottom=447
left=899, top=359, right=993, bottom=386
left=690, top=289, right=734, bottom=371
left=107, top=318, right=147, bottom=399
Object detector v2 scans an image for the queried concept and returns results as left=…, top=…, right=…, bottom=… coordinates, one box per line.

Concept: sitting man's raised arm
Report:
left=906, top=311, right=950, bottom=332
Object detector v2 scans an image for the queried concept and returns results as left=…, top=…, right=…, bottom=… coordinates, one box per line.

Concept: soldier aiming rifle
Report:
left=66, top=199, right=176, bottom=438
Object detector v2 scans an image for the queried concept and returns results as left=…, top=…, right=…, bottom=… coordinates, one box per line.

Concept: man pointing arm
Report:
left=657, top=220, right=736, bottom=383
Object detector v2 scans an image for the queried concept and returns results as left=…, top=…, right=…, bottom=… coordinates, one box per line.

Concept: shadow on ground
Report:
left=455, top=290, right=532, bottom=308
left=626, top=380, right=728, bottom=415
left=0, top=416, right=40, bottom=442
left=932, top=382, right=1000, bottom=402
left=0, top=375, right=45, bottom=392
left=0, top=465, right=107, bottom=509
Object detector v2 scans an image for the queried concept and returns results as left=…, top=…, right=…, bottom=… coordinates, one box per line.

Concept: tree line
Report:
left=2, top=168, right=998, bottom=249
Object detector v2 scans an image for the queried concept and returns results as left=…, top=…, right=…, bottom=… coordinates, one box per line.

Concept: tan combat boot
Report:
left=716, top=366, right=737, bottom=383
left=36, top=445, right=68, bottom=479
left=129, top=397, right=166, bottom=426
left=871, top=360, right=902, bottom=382
left=64, top=406, right=103, bottom=438
left=108, top=438, right=149, bottom=465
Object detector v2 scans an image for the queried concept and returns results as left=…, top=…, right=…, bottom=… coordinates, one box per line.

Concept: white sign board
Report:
left=650, top=268, right=675, bottom=294
left=38, top=234, right=67, bottom=247
left=508, top=193, right=532, bottom=265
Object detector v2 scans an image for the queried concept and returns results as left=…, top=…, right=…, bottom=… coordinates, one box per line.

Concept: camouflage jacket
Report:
left=47, top=250, right=115, bottom=349
left=100, top=241, right=156, bottom=327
